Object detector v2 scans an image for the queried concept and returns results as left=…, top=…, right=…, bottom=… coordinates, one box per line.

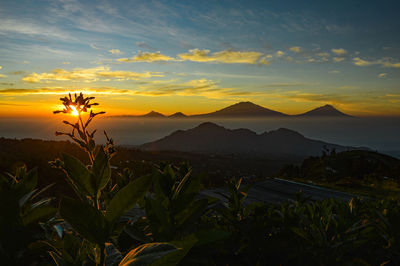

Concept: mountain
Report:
left=139, top=111, right=166, bottom=118
left=297, top=104, right=351, bottom=117
left=141, top=122, right=365, bottom=157
left=168, top=112, right=187, bottom=118
left=110, top=102, right=353, bottom=118
left=192, top=101, right=288, bottom=117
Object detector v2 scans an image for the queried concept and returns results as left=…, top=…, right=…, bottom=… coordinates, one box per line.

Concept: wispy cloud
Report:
left=275, top=50, right=285, bottom=57
left=0, top=87, right=131, bottom=95
left=285, top=92, right=351, bottom=104
left=333, top=57, right=345, bottom=62
left=117, top=49, right=266, bottom=64
left=117, top=51, right=174, bottom=62
left=22, top=66, right=163, bottom=83
left=0, top=18, right=74, bottom=41
left=289, top=46, right=302, bottom=53
left=177, top=49, right=263, bottom=64
left=108, top=49, right=122, bottom=55
left=331, top=48, right=347, bottom=56
left=353, top=57, right=375, bottom=66
left=90, top=43, right=101, bottom=50
left=353, top=57, right=400, bottom=68
left=378, top=73, right=387, bottom=78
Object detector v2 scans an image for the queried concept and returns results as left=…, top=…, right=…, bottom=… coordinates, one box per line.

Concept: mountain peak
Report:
left=142, top=111, right=165, bottom=117
left=196, top=122, right=223, bottom=129
left=196, top=101, right=287, bottom=117
left=169, top=112, right=187, bottom=118
left=298, top=104, right=351, bottom=117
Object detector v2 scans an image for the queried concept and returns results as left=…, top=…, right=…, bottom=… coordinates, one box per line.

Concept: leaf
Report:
left=22, top=205, right=57, bottom=226
left=119, top=243, right=178, bottom=266
left=105, top=175, right=151, bottom=228
left=176, top=199, right=208, bottom=232
left=92, top=148, right=111, bottom=192
left=62, top=153, right=95, bottom=196
left=194, top=229, right=231, bottom=246
left=60, top=197, right=108, bottom=245
left=152, top=235, right=197, bottom=266
left=16, top=167, right=38, bottom=198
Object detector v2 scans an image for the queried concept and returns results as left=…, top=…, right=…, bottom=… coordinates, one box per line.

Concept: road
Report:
left=201, top=178, right=355, bottom=204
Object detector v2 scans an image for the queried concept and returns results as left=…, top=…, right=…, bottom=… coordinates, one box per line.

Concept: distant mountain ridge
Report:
left=111, top=102, right=352, bottom=118
left=192, top=101, right=288, bottom=117
left=297, top=104, right=351, bottom=117
left=141, top=122, right=365, bottom=157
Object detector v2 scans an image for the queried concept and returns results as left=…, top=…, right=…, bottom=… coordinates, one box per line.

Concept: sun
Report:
left=69, top=105, right=79, bottom=116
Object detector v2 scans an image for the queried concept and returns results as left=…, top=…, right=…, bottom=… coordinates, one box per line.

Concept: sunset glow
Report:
left=0, top=1, right=399, bottom=117
left=69, top=105, right=79, bottom=116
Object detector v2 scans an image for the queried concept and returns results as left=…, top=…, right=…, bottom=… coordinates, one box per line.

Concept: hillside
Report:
left=141, top=122, right=364, bottom=156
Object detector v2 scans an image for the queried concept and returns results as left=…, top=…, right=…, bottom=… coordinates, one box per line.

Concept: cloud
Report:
left=0, top=66, right=2, bottom=70
left=0, top=74, right=6, bottom=78
left=333, top=57, right=345, bottom=62
left=109, top=49, right=122, bottom=55
left=329, top=70, right=340, bottom=74
left=62, top=62, right=71, bottom=65
left=0, top=18, right=73, bottom=41
left=90, top=43, right=101, bottom=50
left=0, top=87, right=132, bottom=95
left=317, top=52, right=330, bottom=57
left=381, top=61, right=400, bottom=68
left=353, top=57, right=375, bottom=66
left=22, top=66, right=163, bottom=83
left=331, top=48, right=347, bottom=55
left=259, top=55, right=272, bottom=65
left=275, top=50, right=285, bottom=57
left=285, top=93, right=351, bottom=104
left=0, top=102, right=28, bottom=106
left=136, top=41, right=155, bottom=51
left=0, top=79, right=259, bottom=100
left=133, top=78, right=264, bottom=99
left=378, top=73, right=387, bottom=78
left=117, top=51, right=174, bottom=62
left=7, top=71, right=27, bottom=75
left=353, top=57, right=400, bottom=68
left=178, top=49, right=263, bottom=64
left=289, top=46, right=302, bottom=53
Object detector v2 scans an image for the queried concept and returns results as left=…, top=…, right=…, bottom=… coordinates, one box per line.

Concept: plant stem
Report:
left=78, top=113, right=95, bottom=163
left=99, top=244, right=106, bottom=266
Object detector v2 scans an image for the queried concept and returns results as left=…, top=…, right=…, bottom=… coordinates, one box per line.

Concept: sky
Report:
left=0, top=0, right=400, bottom=117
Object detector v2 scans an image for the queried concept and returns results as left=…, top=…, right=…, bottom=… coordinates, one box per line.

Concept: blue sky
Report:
left=0, top=0, right=400, bottom=116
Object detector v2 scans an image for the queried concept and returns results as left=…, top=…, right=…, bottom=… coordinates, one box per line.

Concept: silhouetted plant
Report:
left=0, top=165, right=57, bottom=265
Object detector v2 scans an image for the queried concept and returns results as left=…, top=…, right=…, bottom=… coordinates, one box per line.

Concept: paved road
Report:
left=201, top=178, right=355, bottom=204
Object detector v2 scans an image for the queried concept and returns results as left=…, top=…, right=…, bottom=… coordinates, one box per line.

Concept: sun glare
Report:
left=69, top=105, right=79, bottom=116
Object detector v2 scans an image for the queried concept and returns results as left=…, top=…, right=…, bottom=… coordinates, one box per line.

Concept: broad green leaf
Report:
left=16, top=167, right=38, bottom=198
left=60, top=197, right=108, bottom=245
left=176, top=199, right=208, bottom=231
left=119, top=243, right=178, bottom=266
left=105, top=175, right=151, bottom=227
left=92, top=148, right=111, bottom=192
left=63, top=153, right=95, bottom=196
left=22, top=205, right=57, bottom=226
left=152, top=235, right=197, bottom=266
